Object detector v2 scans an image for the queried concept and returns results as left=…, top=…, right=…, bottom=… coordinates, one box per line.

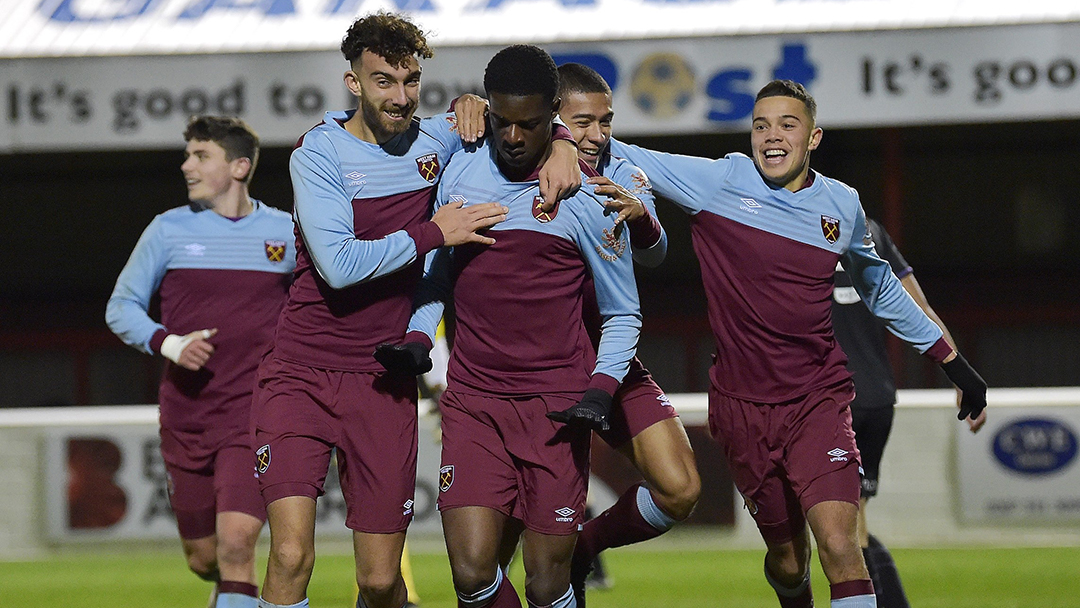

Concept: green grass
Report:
left=6, top=544, right=1078, bottom=607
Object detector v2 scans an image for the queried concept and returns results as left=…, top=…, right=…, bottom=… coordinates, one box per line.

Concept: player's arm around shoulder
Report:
left=607, top=138, right=732, bottom=215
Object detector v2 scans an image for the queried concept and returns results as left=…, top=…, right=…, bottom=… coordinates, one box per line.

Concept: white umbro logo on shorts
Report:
left=554, top=507, right=576, bottom=522
left=828, top=448, right=849, bottom=462
left=403, top=499, right=414, bottom=516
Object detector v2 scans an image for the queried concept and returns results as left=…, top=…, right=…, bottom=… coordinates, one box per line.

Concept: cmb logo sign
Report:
left=992, top=417, right=1078, bottom=476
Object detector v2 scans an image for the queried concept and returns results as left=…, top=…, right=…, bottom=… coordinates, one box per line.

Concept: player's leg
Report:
left=520, top=529, right=577, bottom=607
left=707, top=385, right=814, bottom=608
left=437, top=390, right=522, bottom=607
left=250, top=357, right=337, bottom=607
left=353, top=531, right=409, bottom=607
left=400, top=541, right=421, bottom=607
left=339, top=371, right=421, bottom=608
left=161, top=429, right=221, bottom=584
left=212, top=441, right=267, bottom=607
left=851, top=406, right=909, bottom=608
left=443, top=506, right=521, bottom=607
left=791, top=383, right=875, bottom=607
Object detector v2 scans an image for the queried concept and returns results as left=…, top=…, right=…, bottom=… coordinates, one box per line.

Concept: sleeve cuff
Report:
left=587, top=373, right=620, bottom=396
left=149, top=328, right=169, bottom=354
left=405, top=330, right=434, bottom=351
left=628, top=210, right=663, bottom=250
left=552, top=122, right=573, bottom=142
left=925, top=337, right=953, bottom=363
left=406, top=221, right=445, bottom=258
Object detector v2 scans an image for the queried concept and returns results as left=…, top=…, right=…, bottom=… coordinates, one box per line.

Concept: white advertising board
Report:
left=957, top=405, right=1080, bottom=523
left=4, top=22, right=1080, bottom=152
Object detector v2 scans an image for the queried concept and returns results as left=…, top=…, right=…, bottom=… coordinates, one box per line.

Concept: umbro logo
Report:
left=828, top=448, right=849, bottom=462
left=449, top=195, right=468, bottom=205
left=554, top=507, right=576, bottom=522
left=184, top=243, right=206, bottom=256
left=403, top=499, right=414, bottom=516
left=739, top=198, right=761, bottom=214
left=345, top=171, right=366, bottom=187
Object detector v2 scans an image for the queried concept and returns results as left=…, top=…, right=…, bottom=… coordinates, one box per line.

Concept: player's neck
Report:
left=498, top=145, right=553, bottom=182
left=205, top=188, right=253, bottom=218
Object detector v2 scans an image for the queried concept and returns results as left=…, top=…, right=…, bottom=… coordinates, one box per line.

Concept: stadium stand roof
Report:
left=3, top=0, right=1079, bottom=58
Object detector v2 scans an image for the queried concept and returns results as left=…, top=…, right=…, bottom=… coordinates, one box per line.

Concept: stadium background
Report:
left=1, top=0, right=1079, bottom=603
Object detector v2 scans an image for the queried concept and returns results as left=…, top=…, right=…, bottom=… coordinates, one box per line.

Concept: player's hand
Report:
left=161, top=328, right=218, bottom=371
left=589, top=176, right=646, bottom=225
left=941, top=352, right=987, bottom=422
left=374, top=342, right=433, bottom=376
left=432, top=201, right=508, bottom=246
left=538, top=139, right=581, bottom=209
left=453, top=94, right=488, bottom=143
left=547, top=388, right=613, bottom=432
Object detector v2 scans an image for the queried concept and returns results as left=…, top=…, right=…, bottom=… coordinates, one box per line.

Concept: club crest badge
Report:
left=416, top=153, right=439, bottom=183
left=532, top=196, right=560, bottom=223
left=439, top=465, right=455, bottom=492
left=595, top=224, right=627, bottom=262
left=265, top=240, right=287, bottom=263
left=821, top=215, right=841, bottom=244
left=256, top=444, right=271, bottom=474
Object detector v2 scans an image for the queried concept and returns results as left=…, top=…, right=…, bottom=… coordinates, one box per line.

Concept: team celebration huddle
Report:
left=106, top=10, right=988, bottom=608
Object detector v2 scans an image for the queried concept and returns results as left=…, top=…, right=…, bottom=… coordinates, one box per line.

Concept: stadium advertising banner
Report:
left=41, top=421, right=446, bottom=542
left=3, top=21, right=1080, bottom=151
left=956, top=405, right=1080, bottom=523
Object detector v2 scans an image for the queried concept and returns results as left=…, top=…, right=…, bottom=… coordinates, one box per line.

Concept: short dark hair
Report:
left=340, top=11, right=433, bottom=68
left=183, top=115, right=259, bottom=183
left=756, top=79, right=817, bottom=124
left=484, top=45, right=559, bottom=103
left=557, top=63, right=611, bottom=98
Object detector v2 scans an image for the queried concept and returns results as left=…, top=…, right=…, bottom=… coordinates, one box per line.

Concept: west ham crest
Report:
left=416, top=153, right=439, bottom=183
left=256, top=444, right=271, bottom=474
left=265, top=240, right=286, bottom=263
left=439, top=465, right=455, bottom=492
left=821, top=215, right=841, bottom=244
left=532, top=196, right=560, bottom=223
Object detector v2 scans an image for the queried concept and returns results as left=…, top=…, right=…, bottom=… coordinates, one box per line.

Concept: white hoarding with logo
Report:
left=3, top=22, right=1080, bottom=152
left=957, top=405, right=1080, bottom=523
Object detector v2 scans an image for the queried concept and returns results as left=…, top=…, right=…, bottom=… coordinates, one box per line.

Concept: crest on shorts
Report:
left=439, top=465, right=454, bottom=492
left=256, top=444, right=271, bottom=474
left=595, top=224, right=627, bottom=262
left=821, top=215, right=841, bottom=244
left=265, top=240, right=287, bottom=263
left=532, top=196, right=560, bottom=223
left=416, top=153, right=439, bottom=183
left=740, top=493, right=759, bottom=515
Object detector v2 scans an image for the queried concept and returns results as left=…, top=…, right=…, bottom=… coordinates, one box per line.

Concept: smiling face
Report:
left=750, top=95, right=822, bottom=191
left=181, top=138, right=246, bottom=208
left=346, top=49, right=421, bottom=143
left=559, top=90, right=613, bottom=169
left=488, top=92, right=557, bottom=178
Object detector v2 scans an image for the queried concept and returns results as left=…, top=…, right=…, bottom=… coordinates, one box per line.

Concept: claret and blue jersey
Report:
left=607, top=140, right=950, bottom=403
left=276, top=110, right=464, bottom=372
left=408, top=139, right=642, bottom=397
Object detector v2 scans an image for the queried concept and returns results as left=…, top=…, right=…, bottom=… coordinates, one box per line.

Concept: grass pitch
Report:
left=7, top=543, right=1077, bottom=607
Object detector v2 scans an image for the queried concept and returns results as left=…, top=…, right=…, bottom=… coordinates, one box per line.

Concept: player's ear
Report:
left=551, top=96, right=561, bottom=118
left=343, top=70, right=362, bottom=98
left=232, top=157, right=253, bottom=182
left=808, top=127, right=823, bottom=151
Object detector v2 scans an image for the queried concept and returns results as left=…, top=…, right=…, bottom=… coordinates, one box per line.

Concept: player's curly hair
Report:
left=484, top=45, right=559, bottom=103
left=340, top=11, right=433, bottom=68
left=756, top=79, right=817, bottom=124
left=557, top=63, right=611, bottom=97
left=183, top=115, right=259, bottom=183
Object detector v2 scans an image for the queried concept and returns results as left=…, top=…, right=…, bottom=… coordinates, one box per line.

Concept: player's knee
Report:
left=185, top=551, right=219, bottom=582
left=216, top=531, right=256, bottom=569
left=269, top=538, right=314, bottom=578
left=654, top=464, right=701, bottom=521
left=766, top=542, right=809, bottom=582
left=814, top=527, right=861, bottom=566
left=450, top=562, right=500, bottom=597
left=356, top=570, right=400, bottom=605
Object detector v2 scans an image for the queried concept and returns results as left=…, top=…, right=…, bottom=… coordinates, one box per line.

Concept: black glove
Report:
left=374, top=342, right=433, bottom=376
left=546, top=388, right=613, bottom=432
left=941, top=353, right=987, bottom=421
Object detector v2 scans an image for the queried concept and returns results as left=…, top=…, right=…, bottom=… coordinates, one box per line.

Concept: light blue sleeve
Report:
left=608, top=139, right=731, bottom=215
left=406, top=247, right=453, bottom=345
left=290, top=138, right=420, bottom=290
left=105, top=217, right=169, bottom=354
left=612, top=161, right=667, bottom=268
left=841, top=205, right=944, bottom=353
left=575, top=196, right=642, bottom=384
